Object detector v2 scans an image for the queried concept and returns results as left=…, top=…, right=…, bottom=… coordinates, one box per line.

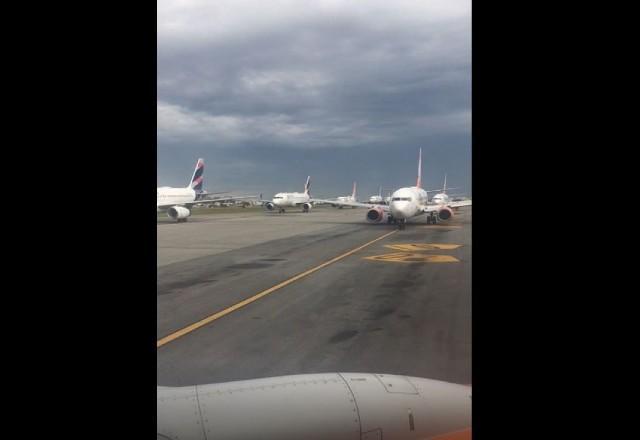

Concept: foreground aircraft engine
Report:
left=302, top=202, right=312, bottom=213
left=437, top=207, right=454, bottom=221
left=167, top=206, right=190, bottom=222
left=264, top=202, right=275, bottom=211
left=157, top=373, right=471, bottom=440
left=366, top=207, right=389, bottom=223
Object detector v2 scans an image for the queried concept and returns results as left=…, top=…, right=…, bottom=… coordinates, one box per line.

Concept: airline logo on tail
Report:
left=190, top=158, right=205, bottom=192
left=416, top=147, right=422, bottom=189
left=304, top=176, right=311, bottom=195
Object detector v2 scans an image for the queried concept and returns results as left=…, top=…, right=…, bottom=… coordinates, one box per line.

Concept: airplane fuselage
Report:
left=388, top=186, right=428, bottom=220
left=271, top=192, right=310, bottom=208
left=157, top=187, right=196, bottom=212
left=430, top=192, right=450, bottom=205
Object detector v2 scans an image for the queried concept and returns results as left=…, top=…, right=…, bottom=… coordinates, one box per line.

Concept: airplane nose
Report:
left=390, top=202, right=412, bottom=219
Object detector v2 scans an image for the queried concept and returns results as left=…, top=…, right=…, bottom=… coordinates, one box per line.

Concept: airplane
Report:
left=262, top=176, right=315, bottom=214
left=157, top=159, right=256, bottom=222
left=315, top=148, right=471, bottom=230
left=429, top=174, right=459, bottom=205
left=369, top=186, right=384, bottom=204
left=330, top=181, right=358, bottom=208
left=157, top=372, right=471, bottom=440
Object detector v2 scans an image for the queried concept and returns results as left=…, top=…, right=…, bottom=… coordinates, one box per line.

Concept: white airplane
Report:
left=331, top=181, right=358, bottom=208
left=369, top=186, right=384, bottom=204
left=316, top=148, right=471, bottom=229
left=262, top=176, right=315, bottom=214
left=430, top=174, right=460, bottom=205
left=158, top=372, right=471, bottom=440
left=157, top=159, right=255, bottom=222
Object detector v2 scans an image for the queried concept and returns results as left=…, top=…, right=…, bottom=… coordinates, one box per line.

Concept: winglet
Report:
left=189, top=158, right=205, bottom=192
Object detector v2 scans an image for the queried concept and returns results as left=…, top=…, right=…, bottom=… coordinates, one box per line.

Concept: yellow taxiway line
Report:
left=157, top=229, right=398, bottom=348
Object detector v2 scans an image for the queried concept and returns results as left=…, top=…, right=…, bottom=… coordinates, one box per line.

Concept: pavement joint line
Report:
left=157, top=229, right=398, bottom=348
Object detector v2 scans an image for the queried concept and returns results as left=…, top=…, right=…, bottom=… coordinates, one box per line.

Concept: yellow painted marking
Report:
left=429, top=428, right=472, bottom=440
left=364, top=252, right=459, bottom=263
left=157, top=229, right=398, bottom=348
left=385, top=243, right=461, bottom=252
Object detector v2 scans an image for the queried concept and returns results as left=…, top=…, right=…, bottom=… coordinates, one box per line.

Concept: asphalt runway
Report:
left=157, top=206, right=471, bottom=387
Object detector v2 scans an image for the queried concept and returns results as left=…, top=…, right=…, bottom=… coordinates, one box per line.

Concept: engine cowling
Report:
left=366, top=207, right=389, bottom=223
left=168, top=206, right=191, bottom=220
left=302, top=202, right=312, bottom=212
left=264, top=202, right=275, bottom=211
left=437, top=207, right=454, bottom=220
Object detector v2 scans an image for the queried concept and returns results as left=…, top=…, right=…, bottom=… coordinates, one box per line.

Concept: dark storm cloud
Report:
left=157, top=0, right=470, bottom=196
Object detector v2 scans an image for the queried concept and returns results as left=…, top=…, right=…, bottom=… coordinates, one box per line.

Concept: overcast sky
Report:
left=157, top=0, right=471, bottom=198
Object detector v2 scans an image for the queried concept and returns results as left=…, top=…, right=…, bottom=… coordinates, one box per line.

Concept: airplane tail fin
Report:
left=443, top=174, right=447, bottom=194
left=304, top=176, right=311, bottom=195
left=352, top=181, right=357, bottom=199
left=189, top=158, right=205, bottom=192
left=416, top=148, right=422, bottom=188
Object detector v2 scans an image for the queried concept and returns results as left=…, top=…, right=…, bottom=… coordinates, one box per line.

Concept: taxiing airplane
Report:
left=262, top=176, right=315, bottom=213
left=157, top=372, right=471, bottom=440
left=315, top=148, right=471, bottom=229
left=157, top=159, right=255, bottom=222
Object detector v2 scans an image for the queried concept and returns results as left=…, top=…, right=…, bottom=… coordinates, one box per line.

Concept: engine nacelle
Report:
left=438, top=207, right=454, bottom=220
left=366, top=207, right=389, bottom=223
left=264, top=202, right=275, bottom=211
left=168, top=206, right=191, bottom=220
left=302, top=202, right=312, bottom=212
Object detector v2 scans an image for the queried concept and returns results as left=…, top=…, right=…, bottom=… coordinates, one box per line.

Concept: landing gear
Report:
left=278, top=208, right=285, bottom=214
left=426, top=214, right=437, bottom=225
left=387, top=215, right=394, bottom=224
left=302, top=206, right=309, bottom=213
left=176, top=218, right=188, bottom=223
left=398, top=219, right=406, bottom=230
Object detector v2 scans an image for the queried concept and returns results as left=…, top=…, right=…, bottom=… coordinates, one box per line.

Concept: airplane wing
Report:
left=447, top=199, right=472, bottom=208
left=157, top=202, right=200, bottom=210
left=197, top=195, right=258, bottom=203
left=422, top=199, right=472, bottom=213
left=312, top=199, right=389, bottom=210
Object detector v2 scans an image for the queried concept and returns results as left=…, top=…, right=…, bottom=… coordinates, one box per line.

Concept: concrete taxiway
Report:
left=157, top=207, right=471, bottom=387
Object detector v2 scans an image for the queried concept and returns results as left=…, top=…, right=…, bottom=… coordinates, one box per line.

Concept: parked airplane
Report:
left=330, top=182, right=358, bottom=208
left=157, top=372, right=471, bottom=440
left=157, top=159, right=255, bottom=222
left=262, top=176, right=315, bottom=213
left=315, top=149, right=471, bottom=229
left=430, top=174, right=460, bottom=205
left=369, top=186, right=384, bottom=204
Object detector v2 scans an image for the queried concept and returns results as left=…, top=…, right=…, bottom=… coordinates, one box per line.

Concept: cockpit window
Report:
left=392, top=197, right=412, bottom=201
left=273, top=196, right=284, bottom=199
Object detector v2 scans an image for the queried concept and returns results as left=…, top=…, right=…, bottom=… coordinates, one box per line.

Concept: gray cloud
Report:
left=158, top=0, right=471, bottom=196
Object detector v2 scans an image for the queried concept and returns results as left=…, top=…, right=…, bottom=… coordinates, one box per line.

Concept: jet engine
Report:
left=264, top=202, right=275, bottom=211
left=366, top=207, right=389, bottom=223
left=437, top=207, right=454, bottom=220
left=168, top=206, right=190, bottom=221
left=302, top=202, right=312, bottom=213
